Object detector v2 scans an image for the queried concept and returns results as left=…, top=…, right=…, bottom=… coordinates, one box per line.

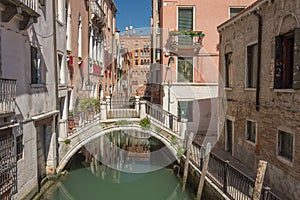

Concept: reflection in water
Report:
left=43, top=130, right=192, bottom=200
left=80, top=129, right=176, bottom=173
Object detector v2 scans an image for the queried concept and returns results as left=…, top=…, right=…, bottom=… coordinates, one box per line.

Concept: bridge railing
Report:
left=145, top=101, right=180, bottom=134
left=108, top=100, right=139, bottom=119
left=190, top=142, right=281, bottom=200
left=67, top=110, right=100, bottom=136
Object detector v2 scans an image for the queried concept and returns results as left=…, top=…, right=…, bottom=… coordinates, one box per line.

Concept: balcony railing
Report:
left=20, top=0, right=38, bottom=13
left=91, top=0, right=105, bottom=27
left=168, top=31, right=204, bottom=50
left=0, top=79, right=16, bottom=114
left=2, top=0, right=39, bottom=16
left=1, top=0, right=39, bottom=30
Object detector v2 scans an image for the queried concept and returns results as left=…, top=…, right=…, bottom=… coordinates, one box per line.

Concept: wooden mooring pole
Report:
left=252, top=160, right=268, bottom=200
left=196, top=142, right=211, bottom=200
left=182, top=132, right=194, bottom=191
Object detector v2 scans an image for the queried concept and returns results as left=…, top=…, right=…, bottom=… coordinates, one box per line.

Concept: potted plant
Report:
left=139, top=117, right=151, bottom=129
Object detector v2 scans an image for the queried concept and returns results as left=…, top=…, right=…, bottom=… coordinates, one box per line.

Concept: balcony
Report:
left=90, top=0, right=105, bottom=27
left=1, top=0, right=39, bottom=30
left=167, top=31, right=204, bottom=52
left=0, top=78, right=16, bottom=115
left=91, top=63, right=103, bottom=76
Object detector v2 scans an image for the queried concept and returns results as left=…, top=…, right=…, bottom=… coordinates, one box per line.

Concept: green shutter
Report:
left=293, top=28, right=300, bottom=89
left=178, top=8, right=193, bottom=31
left=274, top=36, right=283, bottom=89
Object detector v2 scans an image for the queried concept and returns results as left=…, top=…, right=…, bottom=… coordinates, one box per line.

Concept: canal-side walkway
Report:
left=211, top=150, right=285, bottom=200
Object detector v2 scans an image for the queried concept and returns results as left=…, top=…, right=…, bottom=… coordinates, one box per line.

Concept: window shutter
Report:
left=31, top=47, right=37, bottom=84
left=293, top=28, right=300, bottom=89
left=178, top=8, right=193, bottom=31
left=274, top=36, right=283, bottom=89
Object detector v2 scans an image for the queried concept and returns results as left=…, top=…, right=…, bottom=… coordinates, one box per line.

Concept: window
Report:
left=16, top=135, right=23, bottom=160
left=58, top=53, right=64, bottom=84
left=226, top=119, right=233, bottom=154
left=177, top=57, right=193, bottom=82
left=225, top=52, right=232, bottom=88
left=178, top=101, right=193, bottom=122
left=178, top=7, right=194, bottom=45
left=229, top=7, right=245, bottom=18
left=39, top=0, right=46, bottom=6
left=246, top=120, right=256, bottom=143
left=135, top=60, right=138, bottom=65
left=278, top=130, right=293, bottom=161
left=78, top=16, right=82, bottom=58
left=31, top=46, right=42, bottom=84
left=59, top=97, right=65, bottom=119
left=57, top=0, right=65, bottom=23
left=135, top=50, right=138, bottom=57
left=274, top=28, right=300, bottom=89
left=178, top=7, right=193, bottom=31
left=246, top=44, right=258, bottom=88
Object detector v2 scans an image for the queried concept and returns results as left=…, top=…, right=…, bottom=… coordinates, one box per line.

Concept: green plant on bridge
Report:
left=139, top=117, right=151, bottom=129
left=115, top=120, right=132, bottom=126
left=155, top=126, right=162, bottom=133
left=171, top=135, right=178, bottom=145
left=177, top=146, right=184, bottom=157
left=64, top=139, right=71, bottom=144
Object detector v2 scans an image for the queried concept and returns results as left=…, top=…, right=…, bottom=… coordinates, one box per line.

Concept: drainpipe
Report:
left=254, top=11, right=262, bottom=111
left=52, top=0, right=59, bottom=170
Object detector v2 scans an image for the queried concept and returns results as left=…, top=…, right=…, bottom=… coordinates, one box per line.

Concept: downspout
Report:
left=254, top=11, right=262, bottom=111
left=52, top=0, right=59, bottom=168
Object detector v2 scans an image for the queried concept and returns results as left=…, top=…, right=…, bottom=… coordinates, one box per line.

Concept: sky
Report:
left=114, top=0, right=152, bottom=32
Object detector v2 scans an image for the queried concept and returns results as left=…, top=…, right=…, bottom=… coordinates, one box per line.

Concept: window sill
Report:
left=225, top=87, right=232, bottom=91
left=276, top=155, right=293, bottom=167
left=274, top=89, right=296, bottom=93
left=57, top=19, right=64, bottom=26
left=31, top=83, right=46, bottom=88
left=246, top=140, right=256, bottom=146
left=244, top=88, right=256, bottom=91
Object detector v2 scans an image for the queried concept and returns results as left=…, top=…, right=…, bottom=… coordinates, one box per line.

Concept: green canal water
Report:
left=42, top=155, right=193, bottom=200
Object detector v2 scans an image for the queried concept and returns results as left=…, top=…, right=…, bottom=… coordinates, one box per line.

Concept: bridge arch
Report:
left=57, top=125, right=178, bottom=173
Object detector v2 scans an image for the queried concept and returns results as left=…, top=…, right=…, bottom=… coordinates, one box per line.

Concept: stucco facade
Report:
left=0, top=0, right=59, bottom=199
left=154, top=0, right=256, bottom=137
left=218, top=0, right=300, bottom=199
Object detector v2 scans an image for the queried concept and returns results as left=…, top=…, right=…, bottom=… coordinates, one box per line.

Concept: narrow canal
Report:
left=40, top=130, right=193, bottom=200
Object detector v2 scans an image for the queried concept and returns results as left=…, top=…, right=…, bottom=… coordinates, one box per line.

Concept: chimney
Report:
left=130, top=26, right=133, bottom=36
left=125, top=26, right=128, bottom=35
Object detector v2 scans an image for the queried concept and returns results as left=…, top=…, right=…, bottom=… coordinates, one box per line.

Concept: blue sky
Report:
left=114, top=0, right=151, bottom=32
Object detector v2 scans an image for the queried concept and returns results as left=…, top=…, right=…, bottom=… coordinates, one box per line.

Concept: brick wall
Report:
left=218, top=0, right=300, bottom=199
